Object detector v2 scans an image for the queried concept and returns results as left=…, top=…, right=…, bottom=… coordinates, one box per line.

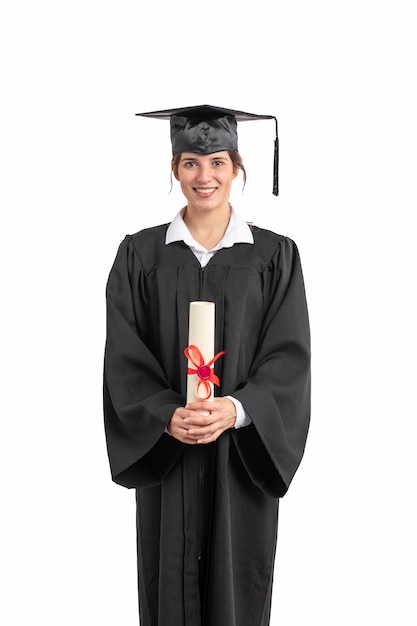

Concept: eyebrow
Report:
left=180, top=155, right=227, bottom=162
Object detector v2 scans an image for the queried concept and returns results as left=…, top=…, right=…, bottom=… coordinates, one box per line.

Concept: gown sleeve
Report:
left=231, top=236, right=311, bottom=498
left=103, top=236, right=184, bottom=488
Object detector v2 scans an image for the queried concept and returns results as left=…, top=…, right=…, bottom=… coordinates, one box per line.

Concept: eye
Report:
left=183, top=160, right=197, bottom=168
left=212, top=160, right=225, bottom=167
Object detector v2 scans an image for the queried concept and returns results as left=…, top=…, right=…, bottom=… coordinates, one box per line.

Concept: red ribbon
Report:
left=184, top=344, right=226, bottom=400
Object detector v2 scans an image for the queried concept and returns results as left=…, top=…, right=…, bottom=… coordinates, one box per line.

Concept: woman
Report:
left=104, top=105, right=311, bottom=626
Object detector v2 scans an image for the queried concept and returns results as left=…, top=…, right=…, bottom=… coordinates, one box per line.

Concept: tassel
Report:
left=273, top=117, right=279, bottom=196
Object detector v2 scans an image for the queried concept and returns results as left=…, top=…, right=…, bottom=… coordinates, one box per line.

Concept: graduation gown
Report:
left=103, top=223, right=311, bottom=626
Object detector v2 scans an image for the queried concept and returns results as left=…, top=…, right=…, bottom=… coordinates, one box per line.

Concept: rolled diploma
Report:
left=186, top=301, right=215, bottom=410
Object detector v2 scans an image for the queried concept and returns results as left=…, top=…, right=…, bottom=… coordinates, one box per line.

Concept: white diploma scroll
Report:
left=186, top=301, right=215, bottom=405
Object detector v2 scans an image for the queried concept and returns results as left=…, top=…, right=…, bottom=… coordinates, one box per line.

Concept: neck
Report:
left=183, top=204, right=231, bottom=250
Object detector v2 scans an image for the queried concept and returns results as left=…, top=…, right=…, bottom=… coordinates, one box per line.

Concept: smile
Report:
left=194, top=187, right=216, bottom=194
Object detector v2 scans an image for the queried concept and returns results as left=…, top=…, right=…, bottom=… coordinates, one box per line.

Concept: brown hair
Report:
left=170, top=150, right=247, bottom=192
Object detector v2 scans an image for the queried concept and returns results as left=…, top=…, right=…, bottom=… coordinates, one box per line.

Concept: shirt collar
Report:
left=165, top=205, right=254, bottom=252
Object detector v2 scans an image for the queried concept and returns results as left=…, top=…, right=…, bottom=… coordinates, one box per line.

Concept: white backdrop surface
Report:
left=1, top=1, right=416, bottom=624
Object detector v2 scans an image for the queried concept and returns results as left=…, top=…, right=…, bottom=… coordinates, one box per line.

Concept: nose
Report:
left=196, top=163, right=212, bottom=183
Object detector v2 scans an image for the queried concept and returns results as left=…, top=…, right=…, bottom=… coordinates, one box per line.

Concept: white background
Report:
left=1, top=1, right=416, bottom=624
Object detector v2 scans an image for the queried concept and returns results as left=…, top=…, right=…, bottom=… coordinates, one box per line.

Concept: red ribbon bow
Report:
left=184, top=344, right=226, bottom=400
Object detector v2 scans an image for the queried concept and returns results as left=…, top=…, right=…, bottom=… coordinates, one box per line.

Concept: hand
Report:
left=167, top=397, right=237, bottom=445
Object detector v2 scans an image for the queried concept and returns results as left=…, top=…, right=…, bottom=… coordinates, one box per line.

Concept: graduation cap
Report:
left=136, top=104, right=279, bottom=196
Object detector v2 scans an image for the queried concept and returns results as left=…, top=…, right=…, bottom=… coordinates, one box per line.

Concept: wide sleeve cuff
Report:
left=226, top=395, right=252, bottom=429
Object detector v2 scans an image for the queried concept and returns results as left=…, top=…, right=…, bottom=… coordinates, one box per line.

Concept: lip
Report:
left=193, top=187, right=217, bottom=197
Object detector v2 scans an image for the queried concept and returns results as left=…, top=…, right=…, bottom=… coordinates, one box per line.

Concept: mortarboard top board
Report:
left=135, top=105, right=279, bottom=196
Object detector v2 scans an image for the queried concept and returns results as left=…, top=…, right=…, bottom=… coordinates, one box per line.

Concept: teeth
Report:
left=195, top=188, right=215, bottom=194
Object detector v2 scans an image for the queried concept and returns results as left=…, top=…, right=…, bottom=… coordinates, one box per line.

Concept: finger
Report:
left=184, top=414, right=215, bottom=427
left=187, top=426, right=212, bottom=437
left=196, top=429, right=222, bottom=444
left=195, top=416, right=236, bottom=442
left=185, top=401, right=216, bottom=413
left=168, top=421, right=199, bottom=444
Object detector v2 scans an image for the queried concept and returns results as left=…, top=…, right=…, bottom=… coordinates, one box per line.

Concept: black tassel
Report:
left=273, top=117, right=279, bottom=196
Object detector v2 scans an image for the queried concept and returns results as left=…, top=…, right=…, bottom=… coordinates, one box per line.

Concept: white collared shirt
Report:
left=166, top=205, right=254, bottom=267
left=166, top=206, right=252, bottom=429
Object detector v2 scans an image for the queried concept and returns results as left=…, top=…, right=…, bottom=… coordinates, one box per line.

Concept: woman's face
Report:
left=174, top=151, right=238, bottom=213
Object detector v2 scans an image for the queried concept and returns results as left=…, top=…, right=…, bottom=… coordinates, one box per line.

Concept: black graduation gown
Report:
left=103, top=223, right=311, bottom=626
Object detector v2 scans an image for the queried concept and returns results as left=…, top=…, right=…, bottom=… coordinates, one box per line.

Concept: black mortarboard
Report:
left=136, top=104, right=279, bottom=196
